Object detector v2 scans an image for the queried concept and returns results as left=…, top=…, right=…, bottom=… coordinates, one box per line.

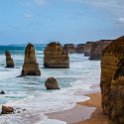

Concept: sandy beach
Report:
left=46, top=92, right=112, bottom=124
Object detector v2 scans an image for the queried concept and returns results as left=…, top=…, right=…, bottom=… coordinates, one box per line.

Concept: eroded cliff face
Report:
left=44, top=42, right=69, bottom=68
left=89, top=40, right=112, bottom=60
left=100, top=36, right=124, bottom=124
left=5, top=50, right=14, bottom=68
left=21, top=43, right=41, bottom=76
left=63, top=44, right=76, bottom=54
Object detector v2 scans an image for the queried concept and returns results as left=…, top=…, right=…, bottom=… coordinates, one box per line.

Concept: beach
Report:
left=46, top=92, right=112, bottom=124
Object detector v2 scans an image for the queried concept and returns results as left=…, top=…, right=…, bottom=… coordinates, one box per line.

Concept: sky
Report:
left=0, top=0, right=124, bottom=45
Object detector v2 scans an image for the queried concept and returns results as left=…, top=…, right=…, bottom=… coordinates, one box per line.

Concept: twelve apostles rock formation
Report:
left=63, top=44, right=76, bottom=54
left=83, top=42, right=93, bottom=56
left=44, top=42, right=69, bottom=68
left=5, top=50, right=14, bottom=68
left=21, top=43, right=41, bottom=76
left=45, top=77, right=60, bottom=90
left=76, top=44, right=85, bottom=53
left=100, top=36, right=124, bottom=124
left=89, top=40, right=112, bottom=60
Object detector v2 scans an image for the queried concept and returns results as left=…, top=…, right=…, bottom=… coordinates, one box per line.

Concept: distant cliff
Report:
left=89, top=40, right=112, bottom=60
left=100, top=36, right=124, bottom=124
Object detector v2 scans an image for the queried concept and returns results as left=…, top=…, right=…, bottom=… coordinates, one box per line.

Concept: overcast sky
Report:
left=0, top=0, right=124, bottom=45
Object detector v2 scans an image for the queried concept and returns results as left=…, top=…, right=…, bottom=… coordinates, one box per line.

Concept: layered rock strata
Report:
left=5, top=50, right=14, bottom=68
left=89, top=40, right=112, bottom=60
left=100, top=36, right=124, bottom=124
left=21, top=43, right=41, bottom=76
left=44, top=42, right=69, bottom=68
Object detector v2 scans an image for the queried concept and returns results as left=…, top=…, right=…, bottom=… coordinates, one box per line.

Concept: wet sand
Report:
left=75, top=93, right=111, bottom=124
left=46, top=92, right=112, bottom=124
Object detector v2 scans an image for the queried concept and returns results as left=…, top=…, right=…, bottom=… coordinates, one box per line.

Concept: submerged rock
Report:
left=45, top=77, right=60, bottom=90
left=63, top=44, right=76, bottom=54
left=89, top=40, right=112, bottom=60
left=44, top=42, right=69, bottom=68
left=0, top=91, right=5, bottom=94
left=100, top=36, right=124, bottom=124
left=21, top=43, right=41, bottom=76
left=5, top=50, right=14, bottom=68
left=1, top=105, right=14, bottom=114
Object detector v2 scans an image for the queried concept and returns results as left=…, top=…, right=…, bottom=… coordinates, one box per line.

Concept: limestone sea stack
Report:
left=83, top=42, right=93, bottom=56
left=89, top=40, right=112, bottom=60
left=5, top=50, right=14, bottom=68
left=76, top=44, right=85, bottom=53
left=45, top=77, right=60, bottom=90
left=21, top=43, right=41, bottom=76
left=44, top=42, right=69, bottom=68
left=100, top=36, right=124, bottom=124
left=63, top=44, right=76, bottom=54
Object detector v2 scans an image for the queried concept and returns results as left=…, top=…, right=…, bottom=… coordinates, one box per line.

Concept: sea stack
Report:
left=83, top=42, right=93, bottom=56
left=89, top=40, right=112, bottom=60
left=76, top=44, right=85, bottom=53
left=63, top=44, right=76, bottom=54
left=100, top=36, right=124, bottom=124
left=5, top=50, right=14, bottom=68
left=44, top=42, right=69, bottom=68
left=21, top=43, right=41, bottom=76
left=45, top=77, right=60, bottom=90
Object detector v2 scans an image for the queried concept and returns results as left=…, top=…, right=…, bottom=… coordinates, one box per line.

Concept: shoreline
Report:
left=46, top=92, right=112, bottom=124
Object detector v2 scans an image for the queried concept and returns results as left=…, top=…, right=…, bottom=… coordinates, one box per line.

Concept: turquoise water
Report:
left=0, top=45, right=100, bottom=124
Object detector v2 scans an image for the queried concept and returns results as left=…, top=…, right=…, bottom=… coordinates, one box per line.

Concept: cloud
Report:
left=24, top=13, right=33, bottom=18
left=34, top=0, right=47, bottom=6
left=118, top=17, right=124, bottom=24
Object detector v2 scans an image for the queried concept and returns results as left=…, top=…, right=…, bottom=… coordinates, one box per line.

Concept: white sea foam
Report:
left=0, top=51, right=100, bottom=124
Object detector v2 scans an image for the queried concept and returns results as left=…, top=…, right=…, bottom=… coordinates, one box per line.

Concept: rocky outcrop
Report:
left=63, top=44, right=76, bottom=54
left=5, top=50, right=14, bottom=68
left=21, top=43, right=41, bottom=76
left=45, top=77, right=60, bottom=90
left=89, top=40, right=112, bottom=60
left=100, top=36, right=124, bottom=124
left=76, top=44, right=85, bottom=53
left=0, top=91, right=5, bottom=94
left=44, top=42, right=69, bottom=68
left=1, top=105, right=14, bottom=114
left=83, top=42, right=93, bottom=56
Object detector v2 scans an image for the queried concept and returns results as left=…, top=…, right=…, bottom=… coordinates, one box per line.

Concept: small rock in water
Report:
left=1, top=105, right=14, bottom=114
left=45, top=77, right=60, bottom=90
left=0, top=91, right=5, bottom=94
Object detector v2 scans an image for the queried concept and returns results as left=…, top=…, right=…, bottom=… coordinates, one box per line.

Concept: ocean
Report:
left=0, top=45, right=100, bottom=124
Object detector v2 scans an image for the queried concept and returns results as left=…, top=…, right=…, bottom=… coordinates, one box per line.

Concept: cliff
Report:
left=21, top=43, right=41, bottom=76
left=44, top=42, right=69, bottom=68
left=100, top=36, right=124, bottom=124
left=89, top=40, right=112, bottom=60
